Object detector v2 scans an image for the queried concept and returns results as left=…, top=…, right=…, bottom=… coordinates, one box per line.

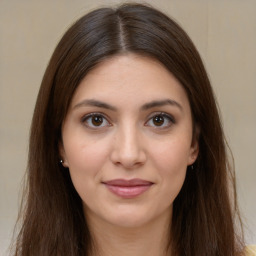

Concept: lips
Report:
left=102, top=179, right=153, bottom=198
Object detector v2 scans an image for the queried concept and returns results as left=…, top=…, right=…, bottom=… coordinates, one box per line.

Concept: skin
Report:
left=60, top=54, right=199, bottom=256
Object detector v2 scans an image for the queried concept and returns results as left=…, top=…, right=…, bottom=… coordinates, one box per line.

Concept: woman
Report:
left=12, top=3, right=249, bottom=256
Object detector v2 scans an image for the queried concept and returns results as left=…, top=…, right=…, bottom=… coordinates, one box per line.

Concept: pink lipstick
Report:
left=102, top=179, right=153, bottom=199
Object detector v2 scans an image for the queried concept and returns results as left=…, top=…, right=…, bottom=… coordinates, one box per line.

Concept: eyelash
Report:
left=81, top=112, right=111, bottom=129
left=145, top=112, right=175, bottom=129
left=81, top=112, right=175, bottom=129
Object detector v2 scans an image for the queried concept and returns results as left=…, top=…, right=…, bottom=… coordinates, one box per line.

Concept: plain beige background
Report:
left=0, top=0, right=255, bottom=254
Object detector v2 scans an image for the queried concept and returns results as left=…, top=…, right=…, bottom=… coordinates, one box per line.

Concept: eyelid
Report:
left=145, top=112, right=176, bottom=128
left=81, top=112, right=104, bottom=121
left=81, top=112, right=112, bottom=128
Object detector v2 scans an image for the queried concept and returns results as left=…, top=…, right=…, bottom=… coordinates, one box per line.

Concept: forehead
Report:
left=70, top=54, right=190, bottom=110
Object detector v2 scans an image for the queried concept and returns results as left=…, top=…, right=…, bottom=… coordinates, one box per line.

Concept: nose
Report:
left=110, top=124, right=147, bottom=169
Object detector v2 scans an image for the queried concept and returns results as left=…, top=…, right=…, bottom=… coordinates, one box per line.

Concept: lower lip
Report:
left=104, top=184, right=152, bottom=198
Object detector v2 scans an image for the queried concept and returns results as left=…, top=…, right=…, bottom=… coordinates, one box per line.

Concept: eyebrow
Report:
left=141, top=99, right=183, bottom=111
left=73, top=99, right=183, bottom=111
left=73, top=99, right=117, bottom=111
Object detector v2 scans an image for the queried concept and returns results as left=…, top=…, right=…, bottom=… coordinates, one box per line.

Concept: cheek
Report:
left=64, top=138, right=112, bottom=205
left=64, top=134, right=110, bottom=171
left=63, top=136, right=112, bottom=193
left=150, top=138, right=190, bottom=196
left=152, top=136, right=191, bottom=169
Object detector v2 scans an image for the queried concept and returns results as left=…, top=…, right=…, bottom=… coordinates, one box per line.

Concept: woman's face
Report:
left=60, top=54, right=198, bottom=228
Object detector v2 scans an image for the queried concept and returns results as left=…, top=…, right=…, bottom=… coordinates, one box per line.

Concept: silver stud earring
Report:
left=60, top=159, right=63, bottom=164
left=191, top=165, right=194, bottom=170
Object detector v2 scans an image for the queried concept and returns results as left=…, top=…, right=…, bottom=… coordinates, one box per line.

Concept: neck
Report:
left=86, top=209, right=172, bottom=256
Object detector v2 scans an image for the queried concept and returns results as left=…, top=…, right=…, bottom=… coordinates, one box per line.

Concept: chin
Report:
left=108, top=214, right=153, bottom=229
left=103, top=204, right=172, bottom=229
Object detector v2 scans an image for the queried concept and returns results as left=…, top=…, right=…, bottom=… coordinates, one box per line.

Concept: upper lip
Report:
left=102, top=179, right=153, bottom=186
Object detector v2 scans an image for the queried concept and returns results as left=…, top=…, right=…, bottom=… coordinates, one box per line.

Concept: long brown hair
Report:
left=12, top=3, right=244, bottom=255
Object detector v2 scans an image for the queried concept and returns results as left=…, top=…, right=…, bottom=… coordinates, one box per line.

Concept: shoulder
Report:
left=245, top=245, right=256, bottom=256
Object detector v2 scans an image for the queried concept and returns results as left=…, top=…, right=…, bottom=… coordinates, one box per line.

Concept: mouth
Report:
left=102, top=179, right=154, bottom=199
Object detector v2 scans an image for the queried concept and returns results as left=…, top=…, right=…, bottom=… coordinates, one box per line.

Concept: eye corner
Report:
left=81, top=112, right=112, bottom=129
left=145, top=112, right=176, bottom=129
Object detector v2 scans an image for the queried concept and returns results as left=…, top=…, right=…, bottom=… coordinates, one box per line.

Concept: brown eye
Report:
left=91, top=115, right=103, bottom=126
left=82, top=114, right=110, bottom=128
left=153, top=115, right=164, bottom=126
left=145, top=113, right=175, bottom=128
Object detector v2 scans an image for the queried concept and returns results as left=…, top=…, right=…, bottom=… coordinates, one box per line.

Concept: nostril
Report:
left=110, top=147, right=146, bottom=169
left=109, top=128, right=147, bottom=168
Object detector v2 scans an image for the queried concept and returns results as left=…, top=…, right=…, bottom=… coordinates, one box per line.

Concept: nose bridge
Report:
left=111, top=120, right=146, bottom=168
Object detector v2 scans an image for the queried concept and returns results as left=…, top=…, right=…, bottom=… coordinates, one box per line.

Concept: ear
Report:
left=58, top=141, right=69, bottom=168
left=187, top=125, right=200, bottom=165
